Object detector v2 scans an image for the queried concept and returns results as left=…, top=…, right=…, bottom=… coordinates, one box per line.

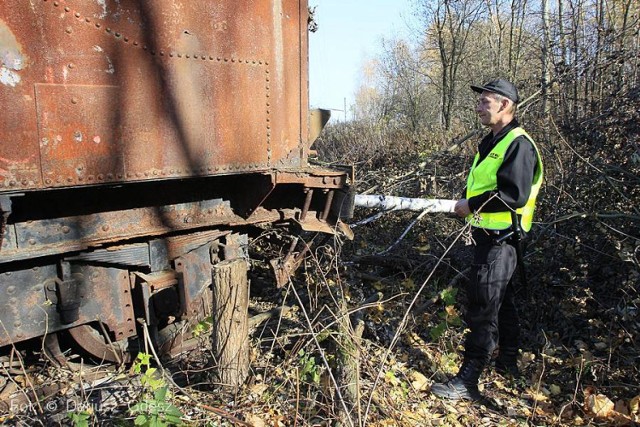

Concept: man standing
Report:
left=431, top=79, right=543, bottom=401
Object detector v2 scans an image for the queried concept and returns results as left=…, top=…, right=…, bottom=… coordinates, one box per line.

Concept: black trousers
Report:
left=463, top=229, right=520, bottom=363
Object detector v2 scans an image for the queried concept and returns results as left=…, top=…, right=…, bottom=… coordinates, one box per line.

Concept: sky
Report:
left=308, top=0, right=417, bottom=120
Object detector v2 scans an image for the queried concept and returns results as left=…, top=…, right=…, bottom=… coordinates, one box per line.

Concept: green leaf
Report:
left=440, top=287, right=458, bottom=306
left=154, top=386, right=168, bottom=401
left=429, top=321, right=447, bottom=341
left=134, top=414, right=149, bottom=426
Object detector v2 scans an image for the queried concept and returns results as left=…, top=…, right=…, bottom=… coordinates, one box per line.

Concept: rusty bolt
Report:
left=97, top=174, right=104, bottom=180
left=64, top=6, right=70, bottom=11
left=9, top=181, right=16, bottom=186
left=62, top=226, right=70, bottom=234
left=28, top=238, right=36, bottom=245
left=45, top=178, right=52, bottom=185
left=71, top=97, right=78, bottom=104
left=68, top=63, right=74, bottom=69
left=75, top=12, right=80, bottom=18
left=65, top=27, right=72, bottom=34
left=95, top=23, right=101, bottom=28
left=102, top=224, right=110, bottom=232
left=53, top=1, right=59, bottom=6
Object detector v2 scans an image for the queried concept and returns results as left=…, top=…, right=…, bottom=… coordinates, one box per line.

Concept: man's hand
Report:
left=454, top=199, right=471, bottom=218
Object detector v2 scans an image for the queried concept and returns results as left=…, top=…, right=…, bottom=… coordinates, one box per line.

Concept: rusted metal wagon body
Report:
left=0, top=0, right=349, bottom=363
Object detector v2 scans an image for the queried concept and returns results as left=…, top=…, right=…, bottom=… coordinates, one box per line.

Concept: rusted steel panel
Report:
left=0, top=0, right=310, bottom=191
left=36, top=84, right=124, bottom=186
left=0, top=10, right=42, bottom=191
left=2, top=197, right=242, bottom=263
left=0, top=263, right=135, bottom=347
left=273, top=168, right=349, bottom=189
left=175, top=244, right=214, bottom=320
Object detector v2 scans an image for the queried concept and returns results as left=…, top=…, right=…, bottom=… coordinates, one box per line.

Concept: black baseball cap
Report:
left=471, top=78, right=520, bottom=103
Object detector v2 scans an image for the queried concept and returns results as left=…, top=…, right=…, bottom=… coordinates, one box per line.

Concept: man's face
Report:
left=476, top=91, right=506, bottom=127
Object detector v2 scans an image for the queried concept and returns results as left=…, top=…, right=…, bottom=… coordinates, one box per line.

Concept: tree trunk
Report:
left=211, top=258, right=249, bottom=390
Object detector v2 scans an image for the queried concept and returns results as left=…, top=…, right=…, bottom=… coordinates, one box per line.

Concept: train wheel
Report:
left=67, top=323, right=131, bottom=364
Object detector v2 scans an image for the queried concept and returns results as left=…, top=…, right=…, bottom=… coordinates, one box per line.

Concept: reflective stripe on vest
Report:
left=466, top=127, right=543, bottom=232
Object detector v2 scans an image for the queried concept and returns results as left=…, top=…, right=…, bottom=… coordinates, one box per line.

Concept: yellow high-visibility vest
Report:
left=466, top=127, right=543, bottom=232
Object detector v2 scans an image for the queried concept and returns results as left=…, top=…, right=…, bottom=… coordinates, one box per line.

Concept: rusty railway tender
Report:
left=0, top=0, right=351, bottom=370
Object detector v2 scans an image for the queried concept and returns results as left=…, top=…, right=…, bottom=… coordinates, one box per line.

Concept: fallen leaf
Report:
left=525, top=387, right=549, bottom=402
left=408, top=370, right=429, bottom=391
left=585, top=393, right=614, bottom=418
left=245, top=414, right=267, bottom=427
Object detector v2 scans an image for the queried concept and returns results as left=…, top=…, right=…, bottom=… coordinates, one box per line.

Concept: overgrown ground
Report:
left=1, top=94, right=639, bottom=426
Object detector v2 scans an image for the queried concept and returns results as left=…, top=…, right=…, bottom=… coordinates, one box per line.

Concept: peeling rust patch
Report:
left=0, top=18, right=26, bottom=87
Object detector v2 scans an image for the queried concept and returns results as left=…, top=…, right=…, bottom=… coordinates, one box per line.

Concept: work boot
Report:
left=431, top=358, right=484, bottom=401
left=495, top=348, right=520, bottom=378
